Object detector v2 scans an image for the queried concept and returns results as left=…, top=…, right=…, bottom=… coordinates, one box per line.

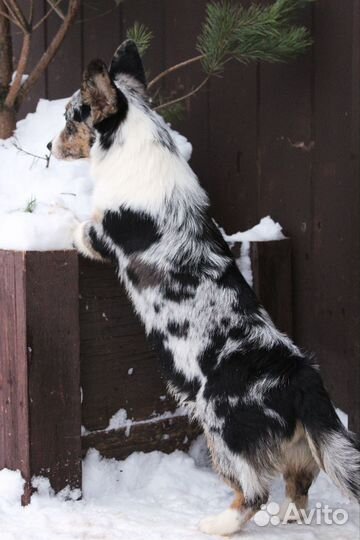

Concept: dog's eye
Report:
left=80, top=104, right=91, bottom=121
left=73, top=109, right=82, bottom=123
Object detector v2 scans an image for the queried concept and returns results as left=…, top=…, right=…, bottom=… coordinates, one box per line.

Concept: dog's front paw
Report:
left=199, top=509, right=242, bottom=536
left=72, top=221, right=89, bottom=251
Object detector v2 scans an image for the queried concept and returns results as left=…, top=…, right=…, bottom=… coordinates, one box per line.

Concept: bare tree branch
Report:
left=3, top=0, right=28, bottom=31
left=0, top=7, right=23, bottom=29
left=154, top=76, right=210, bottom=112
left=46, top=0, right=65, bottom=20
left=33, top=0, right=64, bottom=30
left=5, top=31, right=31, bottom=108
left=28, top=0, right=34, bottom=25
left=148, top=54, right=205, bottom=90
left=19, top=0, right=80, bottom=104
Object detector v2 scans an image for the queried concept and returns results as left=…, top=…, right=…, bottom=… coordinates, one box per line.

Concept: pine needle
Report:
left=127, top=22, right=153, bottom=56
left=160, top=102, right=186, bottom=124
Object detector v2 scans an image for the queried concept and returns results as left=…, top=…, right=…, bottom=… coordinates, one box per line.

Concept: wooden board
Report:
left=0, top=251, right=30, bottom=503
left=0, top=250, right=81, bottom=502
left=82, top=415, right=200, bottom=460
left=79, top=258, right=177, bottom=434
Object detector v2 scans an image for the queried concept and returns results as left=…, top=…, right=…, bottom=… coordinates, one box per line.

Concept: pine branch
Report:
left=148, top=54, right=204, bottom=90
left=127, top=22, right=153, bottom=56
left=197, top=0, right=313, bottom=75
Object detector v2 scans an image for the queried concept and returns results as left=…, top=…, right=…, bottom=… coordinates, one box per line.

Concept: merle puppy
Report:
left=50, top=40, right=359, bottom=535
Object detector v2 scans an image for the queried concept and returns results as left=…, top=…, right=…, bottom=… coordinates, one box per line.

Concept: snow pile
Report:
left=0, top=98, right=192, bottom=251
left=0, top=96, right=283, bottom=258
left=222, top=216, right=286, bottom=244
left=221, top=216, right=286, bottom=287
left=0, top=443, right=358, bottom=540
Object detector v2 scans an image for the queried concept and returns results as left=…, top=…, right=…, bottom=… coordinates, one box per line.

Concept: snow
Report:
left=0, top=441, right=358, bottom=540
left=222, top=216, right=286, bottom=244
left=221, top=216, right=286, bottom=287
left=0, top=97, right=284, bottom=260
left=0, top=98, right=192, bottom=251
left=10, top=71, right=29, bottom=87
left=98, top=407, right=186, bottom=437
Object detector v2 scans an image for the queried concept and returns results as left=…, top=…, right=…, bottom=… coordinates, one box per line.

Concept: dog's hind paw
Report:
left=199, top=509, right=242, bottom=536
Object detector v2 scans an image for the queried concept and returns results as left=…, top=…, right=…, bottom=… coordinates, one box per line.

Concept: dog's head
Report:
left=49, top=39, right=146, bottom=160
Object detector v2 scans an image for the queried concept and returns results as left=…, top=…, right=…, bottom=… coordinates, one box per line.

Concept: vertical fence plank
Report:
left=82, top=0, right=121, bottom=69
left=311, top=0, right=360, bottom=430
left=46, top=1, right=82, bottom=99
left=0, top=251, right=31, bottom=502
left=26, top=251, right=81, bottom=492
left=257, top=6, right=313, bottom=350
left=162, top=0, right=209, bottom=178
left=0, top=250, right=81, bottom=501
left=206, top=0, right=260, bottom=234
left=122, top=0, right=165, bottom=77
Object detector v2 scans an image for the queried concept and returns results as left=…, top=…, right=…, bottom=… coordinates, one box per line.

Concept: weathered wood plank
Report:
left=0, top=250, right=81, bottom=501
left=163, top=0, right=209, bottom=176
left=0, top=251, right=31, bottom=503
left=122, top=0, right=165, bottom=79
left=257, top=2, right=313, bottom=350
left=82, top=0, right=121, bottom=69
left=26, top=251, right=81, bottom=492
left=79, top=258, right=177, bottom=433
left=251, top=240, right=293, bottom=337
left=206, top=0, right=259, bottom=233
left=82, top=415, right=201, bottom=460
left=46, top=1, right=82, bottom=99
left=310, top=0, right=360, bottom=432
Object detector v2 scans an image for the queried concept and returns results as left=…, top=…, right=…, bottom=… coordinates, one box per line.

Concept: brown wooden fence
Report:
left=14, top=0, right=360, bottom=432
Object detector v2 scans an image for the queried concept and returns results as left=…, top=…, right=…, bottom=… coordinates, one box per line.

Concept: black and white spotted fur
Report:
left=53, top=40, right=360, bottom=535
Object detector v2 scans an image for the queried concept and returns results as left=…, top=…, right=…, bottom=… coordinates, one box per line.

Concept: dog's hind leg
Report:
left=199, top=459, right=270, bottom=536
left=279, top=424, right=319, bottom=522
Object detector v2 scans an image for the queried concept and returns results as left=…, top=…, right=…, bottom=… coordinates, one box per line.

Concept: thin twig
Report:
left=13, top=141, right=51, bottom=168
left=0, top=8, right=23, bottom=29
left=46, top=0, right=65, bottom=20
left=33, top=0, right=63, bottom=30
left=148, top=54, right=205, bottom=90
left=3, top=0, right=28, bottom=31
left=28, top=0, right=34, bottom=25
left=154, top=76, right=210, bottom=112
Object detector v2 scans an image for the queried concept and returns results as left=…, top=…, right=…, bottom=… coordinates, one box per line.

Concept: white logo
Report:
left=253, top=501, right=349, bottom=527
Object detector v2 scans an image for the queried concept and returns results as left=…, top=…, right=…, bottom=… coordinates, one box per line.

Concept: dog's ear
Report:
left=81, top=59, right=119, bottom=124
left=109, top=39, right=146, bottom=87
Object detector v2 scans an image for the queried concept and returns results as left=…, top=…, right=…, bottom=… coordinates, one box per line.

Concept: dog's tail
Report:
left=294, top=362, right=360, bottom=502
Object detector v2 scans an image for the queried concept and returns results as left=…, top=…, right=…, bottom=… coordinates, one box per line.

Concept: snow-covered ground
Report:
left=0, top=437, right=358, bottom=540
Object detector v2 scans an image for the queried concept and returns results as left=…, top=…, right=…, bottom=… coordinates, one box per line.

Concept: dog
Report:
left=50, top=40, right=360, bottom=535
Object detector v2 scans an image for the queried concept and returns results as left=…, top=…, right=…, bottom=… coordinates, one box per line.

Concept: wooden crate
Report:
left=0, top=239, right=292, bottom=500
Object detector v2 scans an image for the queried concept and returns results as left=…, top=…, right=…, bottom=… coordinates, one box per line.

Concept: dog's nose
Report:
left=47, top=141, right=52, bottom=151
